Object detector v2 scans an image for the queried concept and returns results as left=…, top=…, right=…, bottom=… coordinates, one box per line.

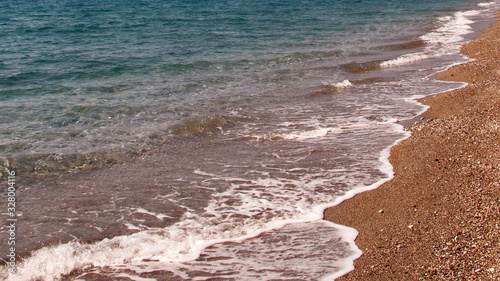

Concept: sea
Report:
left=1, top=0, right=499, bottom=280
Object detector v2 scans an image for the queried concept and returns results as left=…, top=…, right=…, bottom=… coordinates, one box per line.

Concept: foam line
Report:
left=381, top=7, right=484, bottom=68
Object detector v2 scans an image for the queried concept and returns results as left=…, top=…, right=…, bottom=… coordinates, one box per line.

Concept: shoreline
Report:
left=325, top=12, right=500, bottom=280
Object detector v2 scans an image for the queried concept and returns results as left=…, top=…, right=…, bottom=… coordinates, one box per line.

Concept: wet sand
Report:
left=325, top=14, right=500, bottom=280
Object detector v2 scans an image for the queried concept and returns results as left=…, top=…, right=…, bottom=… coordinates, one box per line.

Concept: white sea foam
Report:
left=421, top=11, right=477, bottom=45
left=381, top=7, right=485, bottom=68
left=124, top=223, right=141, bottom=230
left=250, top=117, right=400, bottom=142
left=478, top=1, right=497, bottom=7
left=380, top=53, right=432, bottom=68
left=2, top=210, right=332, bottom=281
left=251, top=127, right=339, bottom=141
left=321, top=79, right=353, bottom=89
left=88, top=221, right=361, bottom=281
left=133, top=207, right=172, bottom=220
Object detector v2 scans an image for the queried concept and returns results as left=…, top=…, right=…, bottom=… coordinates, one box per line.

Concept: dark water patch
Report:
left=167, top=115, right=237, bottom=137
left=307, top=88, right=339, bottom=98
left=0, top=149, right=145, bottom=188
left=379, top=39, right=427, bottom=51
left=341, top=60, right=384, bottom=73
left=351, top=77, right=388, bottom=84
left=364, top=115, right=390, bottom=122
left=305, top=84, right=348, bottom=98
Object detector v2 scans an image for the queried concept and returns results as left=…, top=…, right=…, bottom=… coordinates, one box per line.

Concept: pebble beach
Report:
left=325, top=13, right=500, bottom=281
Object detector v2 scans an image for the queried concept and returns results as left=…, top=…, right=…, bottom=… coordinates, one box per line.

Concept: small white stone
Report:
left=408, top=225, right=414, bottom=229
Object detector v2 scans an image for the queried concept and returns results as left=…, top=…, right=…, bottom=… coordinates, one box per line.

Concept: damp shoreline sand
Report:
left=325, top=13, right=500, bottom=281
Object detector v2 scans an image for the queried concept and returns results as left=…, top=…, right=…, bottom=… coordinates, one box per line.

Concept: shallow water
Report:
left=1, top=0, right=499, bottom=280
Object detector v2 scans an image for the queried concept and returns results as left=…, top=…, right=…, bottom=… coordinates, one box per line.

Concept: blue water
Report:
left=1, top=0, right=498, bottom=280
left=0, top=0, right=484, bottom=155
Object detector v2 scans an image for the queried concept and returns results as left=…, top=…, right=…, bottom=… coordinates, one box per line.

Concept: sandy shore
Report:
left=325, top=15, right=500, bottom=280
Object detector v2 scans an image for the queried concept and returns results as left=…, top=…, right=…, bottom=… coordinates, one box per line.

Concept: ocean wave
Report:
left=250, top=127, right=340, bottom=141
left=380, top=53, right=432, bottom=67
left=381, top=6, right=487, bottom=68
left=478, top=1, right=497, bottom=7
left=250, top=118, right=399, bottom=142
left=341, top=61, right=382, bottom=73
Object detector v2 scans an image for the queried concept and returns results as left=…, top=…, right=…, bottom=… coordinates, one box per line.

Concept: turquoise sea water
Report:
left=1, top=0, right=498, bottom=280
left=0, top=0, right=487, bottom=155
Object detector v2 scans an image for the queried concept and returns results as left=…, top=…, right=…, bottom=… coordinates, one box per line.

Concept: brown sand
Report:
left=324, top=15, right=500, bottom=280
